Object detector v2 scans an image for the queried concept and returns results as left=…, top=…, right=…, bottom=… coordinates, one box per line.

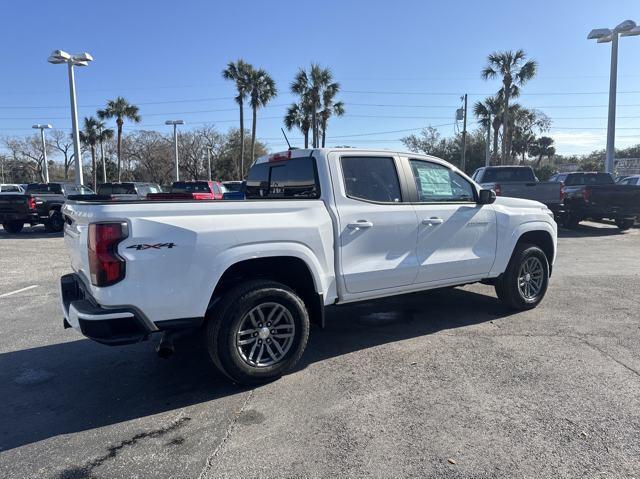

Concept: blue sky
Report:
left=1, top=0, right=639, bottom=155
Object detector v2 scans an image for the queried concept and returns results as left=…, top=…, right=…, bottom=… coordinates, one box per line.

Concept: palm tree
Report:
left=531, top=136, right=555, bottom=166
left=291, top=64, right=341, bottom=148
left=79, top=117, right=101, bottom=188
left=97, top=97, right=141, bottom=181
left=473, top=96, right=503, bottom=164
left=247, top=67, right=277, bottom=163
left=319, top=83, right=345, bottom=147
left=284, top=102, right=312, bottom=148
left=222, top=59, right=251, bottom=177
left=481, top=50, right=537, bottom=164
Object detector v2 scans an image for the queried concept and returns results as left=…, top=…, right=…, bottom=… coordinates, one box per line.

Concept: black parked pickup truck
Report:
left=0, top=182, right=94, bottom=234
left=549, top=172, right=640, bottom=230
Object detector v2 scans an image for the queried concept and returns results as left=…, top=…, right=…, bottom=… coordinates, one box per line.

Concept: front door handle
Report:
left=347, top=220, right=374, bottom=230
left=422, top=217, right=444, bottom=226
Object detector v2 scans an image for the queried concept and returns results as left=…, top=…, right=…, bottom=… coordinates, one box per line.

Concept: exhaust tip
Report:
left=156, top=332, right=175, bottom=359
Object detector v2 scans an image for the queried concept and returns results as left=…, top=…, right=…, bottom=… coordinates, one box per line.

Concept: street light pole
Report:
left=588, top=20, right=640, bottom=174
left=485, top=114, right=491, bottom=167
left=206, top=146, right=212, bottom=181
left=48, top=50, right=93, bottom=186
left=606, top=33, right=619, bottom=175
left=165, top=120, right=184, bottom=181
left=461, top=93, right=468, bottom=172
left=32, top=124, right=52, bottom=182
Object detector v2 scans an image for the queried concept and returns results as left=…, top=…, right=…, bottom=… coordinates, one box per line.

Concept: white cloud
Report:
left=549, top=130, right=639, bottom=156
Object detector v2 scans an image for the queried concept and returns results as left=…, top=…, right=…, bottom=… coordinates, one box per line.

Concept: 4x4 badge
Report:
left=126, top=243, right=176, bottom=251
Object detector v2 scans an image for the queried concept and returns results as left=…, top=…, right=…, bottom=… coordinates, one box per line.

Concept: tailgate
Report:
left=0, top=194, right=30, bottom=217
left=61, top=203, right=87, bottom=276
left=590, top=186, right=640, bottom=213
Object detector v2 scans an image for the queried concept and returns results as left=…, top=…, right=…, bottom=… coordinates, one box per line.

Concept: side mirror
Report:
left=478, top=189, right=496, bottom=205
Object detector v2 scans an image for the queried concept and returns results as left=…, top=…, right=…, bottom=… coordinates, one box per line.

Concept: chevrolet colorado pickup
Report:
left=60, top=148, right=557, bottom=385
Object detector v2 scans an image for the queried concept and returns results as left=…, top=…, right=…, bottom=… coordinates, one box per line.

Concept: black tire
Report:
left=615, top=218, right=634, bottom=231
left=562, top=214, right=580, bottom=229
left=45, top=210, right=64, bottom=233
left=206, top=280, right=310, bottom=386
left=2, top=221, right=24, bottom=234
left=495, top=243, right=549, bottom=311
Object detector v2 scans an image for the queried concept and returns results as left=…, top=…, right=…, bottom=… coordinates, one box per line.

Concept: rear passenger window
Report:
left=245, top=157, right=320, bottom=199
left=341, top=156, right=402, bottom=203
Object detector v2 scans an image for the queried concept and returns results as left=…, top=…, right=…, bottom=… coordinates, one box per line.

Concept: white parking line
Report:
left=0, top=285, right=39, bottom=299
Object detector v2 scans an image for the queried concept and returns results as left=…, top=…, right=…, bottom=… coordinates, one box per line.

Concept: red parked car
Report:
left=147, top=181, right=227, bottom=200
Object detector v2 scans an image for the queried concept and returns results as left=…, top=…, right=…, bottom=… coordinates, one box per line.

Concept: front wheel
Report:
left=615, top=218, right=634, bottom=231
left=2, top=221, right=24, bottom=234
left=206, top=280, right=310, bottom=386
left=495, top=243, right=550, bottom=310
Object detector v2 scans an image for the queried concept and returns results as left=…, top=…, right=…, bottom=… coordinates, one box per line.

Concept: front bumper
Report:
left=60, top=273, right=155, bottom=345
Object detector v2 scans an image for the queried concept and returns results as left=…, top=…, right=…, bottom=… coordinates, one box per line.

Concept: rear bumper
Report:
left=59, top=273, right=204, bottom=346
left=0, top=212, right=38, bottom=223
left=60, top=273, right=156, bottom=345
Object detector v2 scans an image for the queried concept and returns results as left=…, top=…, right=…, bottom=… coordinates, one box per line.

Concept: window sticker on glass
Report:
left=417, top=167, right=452, bottom=198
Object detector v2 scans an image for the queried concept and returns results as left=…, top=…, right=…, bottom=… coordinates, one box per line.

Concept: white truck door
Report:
left=331, top=154, right=419, bottom=294
left=404, top=158, right=497, bottom=284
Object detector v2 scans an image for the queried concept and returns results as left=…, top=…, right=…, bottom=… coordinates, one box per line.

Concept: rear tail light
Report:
left=493, top=183, right=502, bottom=196
left=559, top=183, right=565, bottom=201
left=582, top=187, right=591, bottom=203
left=27, top=197, right=36, bottom=210
left=88, top=222, right=128, bottom=287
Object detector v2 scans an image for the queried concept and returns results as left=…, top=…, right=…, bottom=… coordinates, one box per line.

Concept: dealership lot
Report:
left=0, top=223, right=639, bottom=478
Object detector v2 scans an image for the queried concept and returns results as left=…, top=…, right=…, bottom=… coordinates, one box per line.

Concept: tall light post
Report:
left=48, top=50, right=93, bottom=185
left=98, top=126, right=107, bottom=183
left=206, top=146, right=213, bottom=181
left=32, top=124, right=52, bottom=182
left=165, top=120, right=184, bottom=181
left=588, top=20, right=640, bottom=174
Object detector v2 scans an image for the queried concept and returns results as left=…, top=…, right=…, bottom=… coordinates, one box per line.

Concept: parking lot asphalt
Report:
left=0, top=222, right=639, bottom=479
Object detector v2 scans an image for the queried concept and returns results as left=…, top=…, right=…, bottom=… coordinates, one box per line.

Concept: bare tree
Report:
left=50, top=129, right=75, bottom=180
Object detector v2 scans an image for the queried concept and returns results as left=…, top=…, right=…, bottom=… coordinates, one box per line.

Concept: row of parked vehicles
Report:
left=472, top=166, right=640, bottom=231
left=0, top=180, right=245, bottom=234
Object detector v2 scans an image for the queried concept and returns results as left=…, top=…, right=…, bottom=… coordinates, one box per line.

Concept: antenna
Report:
left=281, top=128, right=292, bottom=149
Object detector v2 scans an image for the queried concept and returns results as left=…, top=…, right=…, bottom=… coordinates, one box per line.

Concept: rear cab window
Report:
left=27, top=184, right=63, bottom=194
left=480, top=167, right=536, bottom=183
left=171, top=182, right=212, bottom=193
left=246, top=156, right=320, bottom=199
left=565, top=173, right=614, bottom=186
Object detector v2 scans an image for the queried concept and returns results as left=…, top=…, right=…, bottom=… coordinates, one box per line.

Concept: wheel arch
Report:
left=208, top=253, right=326, bottom=328
left=490, top=221, right=556, bottom=277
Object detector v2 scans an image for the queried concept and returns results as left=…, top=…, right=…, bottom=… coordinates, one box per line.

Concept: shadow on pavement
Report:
left=0, top=226, right=63, bottom=240
left=0, top=287, right=511, bottom=452
left=558, top=222, right=624, bottom=238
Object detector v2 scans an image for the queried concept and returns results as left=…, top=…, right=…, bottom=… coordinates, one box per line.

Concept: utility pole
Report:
left=485, top=114, right=491, bottom=167
left=460, top=94, right=468, bottom=172
left=32, top=124, right=52, bottom=183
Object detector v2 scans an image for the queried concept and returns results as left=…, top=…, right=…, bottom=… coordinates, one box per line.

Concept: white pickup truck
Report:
left=60, top=148, right=557, bottom=385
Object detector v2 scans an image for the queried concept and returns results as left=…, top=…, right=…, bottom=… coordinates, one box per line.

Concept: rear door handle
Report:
left=422, top=217, right=444, bottom=225
left=347, top=220, right=374, bottom=230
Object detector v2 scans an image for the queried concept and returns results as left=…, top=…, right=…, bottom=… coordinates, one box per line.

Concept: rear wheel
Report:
left=45, top=210, right=64, bottom=232
left=495, top=243, right=549, bottom=310
left=206, top=280, right=310, bottom=386
left=615, top=218, right=634, bottom=231
left=2, top=221, right=24, bottom=234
